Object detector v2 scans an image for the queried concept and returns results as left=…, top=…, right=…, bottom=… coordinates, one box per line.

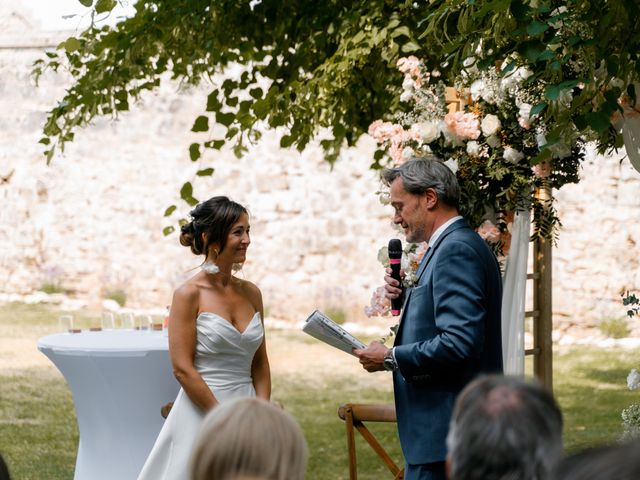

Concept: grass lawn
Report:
left=1, top=302, right=639, bottom=479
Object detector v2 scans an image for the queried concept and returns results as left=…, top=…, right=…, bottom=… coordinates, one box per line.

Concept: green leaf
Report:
left=78, top=0, right=93, bottom=6
left=280, top=135, right=294, bottom=148
left=196, top=168, right=214, bottom=176
left=206, top=90, right=222, bottom=112
left=189, top=143, right=200, bottom=161
left=180, top=182, right=193, bottom=201
left=526, top=21, right=549, bottom=36
left=191, top=116, right=209, bottom=132
left=545, top=85, right=561, bottom=101
left=204, top=139, right=225, bottom=150
left=253, top=98, right=270, bottom=119
left=216, top=112, right=235, bottom=127
left=584, top=112, right=611, bottom=133
left=180, top=183, right=199, bottom=206
left=249, top=87, right=263, bottom=99
left=164, top=205, right=177, bottom=217
left=163, top=226, right=175, bottom=236
left=530, top=102, right=547, bottom=117
left=60, top=37, right=81, bottom=53
left=95, top=0, right=116, bottom=14
left=401, top=41, right=420, bottom=53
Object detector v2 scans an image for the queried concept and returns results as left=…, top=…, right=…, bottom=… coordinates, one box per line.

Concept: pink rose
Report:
left=476, top=220, right=501, bottom=243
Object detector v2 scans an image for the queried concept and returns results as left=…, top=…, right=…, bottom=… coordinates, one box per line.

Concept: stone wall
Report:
left=1, top=7, right=639, bottom=329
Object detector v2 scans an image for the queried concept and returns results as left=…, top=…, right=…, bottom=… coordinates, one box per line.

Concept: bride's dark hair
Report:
left=179, top=196, right=248, bottom=258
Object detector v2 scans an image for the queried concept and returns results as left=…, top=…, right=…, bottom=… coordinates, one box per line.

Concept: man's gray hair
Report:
left=447, top=374, right=563, bottom=480
left=381, top=156, right=460, bottom=208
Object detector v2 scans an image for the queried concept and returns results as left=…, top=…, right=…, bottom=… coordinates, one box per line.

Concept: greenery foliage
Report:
left=33, top=1, right=639, bottom=231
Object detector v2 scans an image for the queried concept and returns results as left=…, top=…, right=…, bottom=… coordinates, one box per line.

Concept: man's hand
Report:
left=384, top=267, right=404, bottom=300
left=353, top=341, right=389, bottom=372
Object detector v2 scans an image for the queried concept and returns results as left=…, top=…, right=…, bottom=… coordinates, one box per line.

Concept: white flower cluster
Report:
left=622, top=368, right=640, bottom=441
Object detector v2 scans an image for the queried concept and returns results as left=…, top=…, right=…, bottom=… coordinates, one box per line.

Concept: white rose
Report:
left=418, top=121, right=439, bottom=144
left=470, top=79, right=485, bottom=102
left=444, top=158, right=459, bottom=174
left=486, top=135, right=501, bottom=148
left=481, top=114, right=501, bottom=137
left=402, top=146, right=414, bottom=160
left=503, top=147, right=525, bottom=164
left=466, top=141, right=481, bottom=157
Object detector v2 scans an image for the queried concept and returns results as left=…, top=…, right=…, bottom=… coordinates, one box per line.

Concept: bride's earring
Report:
left=201, top=248, right=219, bottom=275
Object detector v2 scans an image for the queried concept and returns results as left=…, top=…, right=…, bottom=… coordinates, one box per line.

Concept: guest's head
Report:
left=446, top=374, right=563, bottom=480
left=552, top=439, right=640, bottom=480
left=382, top=157, right=460, bottom=243
left=0, top=453, right=11, bottom=480
left=190, top=397, right=308, bottom=480
left=180, top=196, right=249, bottom=265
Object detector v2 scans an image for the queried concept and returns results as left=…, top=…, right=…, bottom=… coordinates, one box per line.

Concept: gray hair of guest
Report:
left=446, top=374, right=563, bottom=480
left=551, top=439, right=640, bottom=480
left=381, top=156, right=460, bottom=208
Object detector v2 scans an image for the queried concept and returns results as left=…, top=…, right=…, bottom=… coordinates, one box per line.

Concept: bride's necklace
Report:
left=201, top=261, right=219, bottom=275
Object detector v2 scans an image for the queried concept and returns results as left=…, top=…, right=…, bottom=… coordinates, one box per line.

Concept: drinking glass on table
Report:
left=101, top=311, right=116, bottom=330
left=121, top=312, right=135, bottom=330
left=59, top=315, right=76, bottom=333
left=137, top=314, right=152, bottom=331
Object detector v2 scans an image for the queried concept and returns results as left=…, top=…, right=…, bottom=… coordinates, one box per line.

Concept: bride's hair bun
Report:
left=179, top=221, right=200, bottom=254
left=179, top=196, right=248, bottom=258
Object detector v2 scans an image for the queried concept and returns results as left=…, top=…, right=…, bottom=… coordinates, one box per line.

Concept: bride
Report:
left=137, top=196, right=271, bottom=480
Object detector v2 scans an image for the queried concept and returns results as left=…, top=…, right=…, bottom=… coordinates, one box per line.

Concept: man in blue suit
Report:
left=354, top=157, right=503, bottom=480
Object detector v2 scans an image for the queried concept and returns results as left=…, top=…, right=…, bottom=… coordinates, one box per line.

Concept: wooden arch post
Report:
left=528, top=184, right=553, bottom=391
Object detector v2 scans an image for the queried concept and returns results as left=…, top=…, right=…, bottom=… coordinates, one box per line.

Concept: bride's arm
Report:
left=248, top=284, right=271, bottom=401
left=169, top=284, right=218, bottom=411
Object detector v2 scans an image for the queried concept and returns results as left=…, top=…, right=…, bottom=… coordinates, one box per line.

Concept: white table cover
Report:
left=38, top=330, right=180, bottom=480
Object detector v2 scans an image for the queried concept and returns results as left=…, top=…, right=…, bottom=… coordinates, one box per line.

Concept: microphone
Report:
left=388, top=239, right=404, bottom=316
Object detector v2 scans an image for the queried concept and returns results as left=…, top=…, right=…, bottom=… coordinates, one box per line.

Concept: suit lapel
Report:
left=394, top=218, right=469, bottom=345
left=414, top=218, right=467, bottom=282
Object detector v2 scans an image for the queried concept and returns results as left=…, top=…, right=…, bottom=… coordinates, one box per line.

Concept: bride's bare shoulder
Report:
left=236, top=278, right=262, bottom=309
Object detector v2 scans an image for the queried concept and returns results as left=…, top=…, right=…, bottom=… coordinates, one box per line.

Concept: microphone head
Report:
left=388, top=239, right=403, bottom=260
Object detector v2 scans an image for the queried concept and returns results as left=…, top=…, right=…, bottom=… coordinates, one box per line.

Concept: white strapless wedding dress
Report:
left=137, top=311, right=264, bottom=480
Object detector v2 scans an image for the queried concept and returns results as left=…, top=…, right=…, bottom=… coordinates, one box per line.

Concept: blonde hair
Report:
left=190, top=397, right=308, bottom=480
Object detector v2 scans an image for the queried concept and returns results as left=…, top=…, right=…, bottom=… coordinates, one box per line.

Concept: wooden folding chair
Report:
left=337, top=403, right=404, bottom=480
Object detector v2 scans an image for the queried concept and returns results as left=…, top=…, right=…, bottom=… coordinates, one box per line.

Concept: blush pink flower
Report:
left=397, top=56, right=423, bottom=87
left=476, top=220, right=501, bottom=243
left=368, top=120, right=405, bottom=142
left=532, top=160, right=552, bottom=178
left=364, top=286, right=391, bottom=317
left=444, top=111, right=480, bottom=141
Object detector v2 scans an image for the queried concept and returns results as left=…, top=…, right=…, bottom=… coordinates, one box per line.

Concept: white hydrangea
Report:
left=481, top=114, right=502, bottom=137
left=470, top=79, right=485, bottom=102
left=400, top=90, right=413, bottom=103
left=503, top=147, right=525, bottom=164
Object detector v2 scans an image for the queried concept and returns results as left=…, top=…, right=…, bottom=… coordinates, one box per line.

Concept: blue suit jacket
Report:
left=392, top=218, right=503, bottom=465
